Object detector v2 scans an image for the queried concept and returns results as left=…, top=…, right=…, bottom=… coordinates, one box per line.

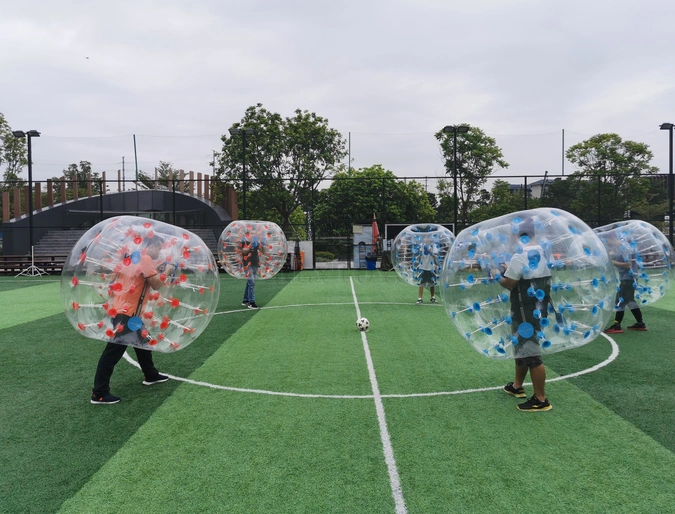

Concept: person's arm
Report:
left=140, top=255, right=163, bottom=290
left=612, top=259, right=631, bottom=269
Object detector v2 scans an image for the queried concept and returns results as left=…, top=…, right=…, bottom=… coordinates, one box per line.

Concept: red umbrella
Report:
left=372, top=213, right=379, bottom=252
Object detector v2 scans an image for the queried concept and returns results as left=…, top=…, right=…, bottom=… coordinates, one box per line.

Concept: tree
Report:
left=0, top=112, right=27, bottom=189
left=137, top=161, right=192, bottom=192
left=215, top=104, right=347, bottom=235
left=434, top=125, right=509, bottom=228
left=313, top=165, right=436, bottom=237
left=469, top=180, right=531, bottom=222
left=565, top=133, right=657, bottom=225
left=49, top=161, right=102, bottom=202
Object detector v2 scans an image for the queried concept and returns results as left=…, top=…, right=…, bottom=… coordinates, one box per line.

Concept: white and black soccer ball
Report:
left=356, top=317, right=370, bottom=332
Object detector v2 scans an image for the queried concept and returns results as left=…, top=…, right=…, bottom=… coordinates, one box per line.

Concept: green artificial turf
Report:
left=1, top=271, right=674, bottom=514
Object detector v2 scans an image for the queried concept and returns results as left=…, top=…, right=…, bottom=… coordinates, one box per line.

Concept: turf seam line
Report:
left=350, top=277, right=408, bottom=514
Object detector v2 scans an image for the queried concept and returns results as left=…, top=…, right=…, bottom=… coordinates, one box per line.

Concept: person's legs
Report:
left=134, top=347, right=159, bottom=379
left=530, top=363, right=546, bottom=401
left=630, top=307, right=643, bottom=323
left=417, top=285, right=424, bottom=301
left=513, top=361, right=528, bottom=389
left=615, top=310, right=625, bottom=324
left=93, top=342, right=127, bottom=396
left=430, top=286, right=436, bottom=300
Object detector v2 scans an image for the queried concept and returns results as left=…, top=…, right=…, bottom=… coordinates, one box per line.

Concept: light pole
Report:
left=12, top=129, right=41, bottom=249
left=661, top=122, right=674, bottom=244
left=229, top=127, right=255, bottom=220
left=442, top=125, right=470, bottom=232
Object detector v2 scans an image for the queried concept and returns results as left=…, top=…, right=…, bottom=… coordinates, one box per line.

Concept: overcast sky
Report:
left=2, top=0, right=675, bottom=188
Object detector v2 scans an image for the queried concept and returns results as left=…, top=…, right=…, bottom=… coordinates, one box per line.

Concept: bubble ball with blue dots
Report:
left=594, top=220, right=674, bottom=310
left=440, top=208, right=616, bottom=359
left=391, top=224, right=456, bottom=287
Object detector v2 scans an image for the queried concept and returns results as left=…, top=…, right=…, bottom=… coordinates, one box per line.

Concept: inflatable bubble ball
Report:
left=61, top=216, right=220, bottom=353
left=218, top=220, right=287, bottom=279
left=392, top=224, right=456, bottom=287
left=594, top=220, right=674, bottom=309
left=440, top=208, right=616, bottom=360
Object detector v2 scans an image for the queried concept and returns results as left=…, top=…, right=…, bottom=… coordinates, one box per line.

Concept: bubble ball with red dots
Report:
left=218, top=220, right=287, bottom=279
left=61, top=216, right=220, bottom=353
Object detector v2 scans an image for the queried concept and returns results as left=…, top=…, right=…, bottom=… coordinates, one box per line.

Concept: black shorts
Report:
left=418, top=270, right=435, bottom=287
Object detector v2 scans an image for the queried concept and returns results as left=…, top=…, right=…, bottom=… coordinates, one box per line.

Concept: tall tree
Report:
left=468, top=179, right=532, bottom=222
left=50, top=161, right=102, bottom=201
left=215, top=104, right=347, bottom=233
left=313, top=165, right=436, bottom=237
left=434, top=125, right=509, bottom=228
left=565, top=133, right=657, bottom=224
left=0, top=112, right=28, bottom=189
left=137, top=161, right=192, bottom=192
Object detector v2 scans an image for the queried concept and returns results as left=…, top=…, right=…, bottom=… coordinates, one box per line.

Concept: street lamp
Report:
left=442, top=124, right=470, bottom=232
left=12, top=129, right=41, bottom=249
left=661, top=122, right=674, bottom=244
left=229, top=127, right=255, bottom=220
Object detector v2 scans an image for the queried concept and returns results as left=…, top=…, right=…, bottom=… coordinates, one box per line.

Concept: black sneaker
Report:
left=142, top=373, right=169, bottom=386
left=91, top=393, right=121, bottom=405
left=248, top=302, right=259, bottom=309
left=430, top=297, right=437, bottom=304
left=242, top=300, right=249, bottom=306
left=517, top=395, right=552, bottom=412
left=604, top=323, right=623, bottom=334
left=416, top=299, right=423, bottom=305
left=627, top=322, right=647, bottom=331
left=503, top=382, right=526, bottom=398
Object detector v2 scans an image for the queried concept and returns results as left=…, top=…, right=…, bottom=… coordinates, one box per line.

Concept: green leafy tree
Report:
left=50, top=161, right=102, bottom=202
left=215, top=103, right=347, bottom=233
left=434, top=125, right=509, bottom=228
left=137, top=161, right=192, bottom=192
left=0, top=112, right=28, bottom=189
left=469, top=180, right=531, bottom=222
left=313, top=165, right=436, bottom=237
left=565, top=133, right=657, bottom=224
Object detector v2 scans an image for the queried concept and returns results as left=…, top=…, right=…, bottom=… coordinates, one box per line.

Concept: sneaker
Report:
left=604, top=323, right=623, bottom=334
left=142, top=373, right=169, bottom=386
left=503, top=382, right=526, bottom=398
left=430, top=297, right=437, bottom=304
left=242, top=300, right=250, bottom=306
left=517, top=395, right=552, bottom=412
left=627, top=322, right=647, bottom=331
left=248, top=302, right=259, bottom=309
left=416, top=299, right=423, bottom=305
left=91, top=393, right=121, bottom=405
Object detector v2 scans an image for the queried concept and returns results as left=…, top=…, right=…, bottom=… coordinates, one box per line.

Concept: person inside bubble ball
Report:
left=495, top=217, right=553, bottom=412
left=91, top=237, right=169, bottom=405
left=604, top=238, right=647, bottom=334
left=241, top=234, right=266, bottom=309
left=416, top=243, right=438, bottom=305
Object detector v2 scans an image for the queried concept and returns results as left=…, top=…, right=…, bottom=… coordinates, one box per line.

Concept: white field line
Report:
left=349, top=277, right=407, bottom=514
left=123, top=305, right=620, bottom=399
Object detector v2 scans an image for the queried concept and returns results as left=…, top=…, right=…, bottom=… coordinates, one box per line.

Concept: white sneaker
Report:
left=416, top=299, right=423, bottom=305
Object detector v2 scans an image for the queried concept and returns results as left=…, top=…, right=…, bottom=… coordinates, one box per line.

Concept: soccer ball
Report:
left=356, top=317, right=370, bottom=332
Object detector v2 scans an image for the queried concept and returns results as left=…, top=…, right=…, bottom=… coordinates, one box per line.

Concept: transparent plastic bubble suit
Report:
left=440, top=208, right=616, bottom=359
left=61, top=216, right=220, bottom=353
left=594, top=220, right=674, bottom=309
left=218, top=220, right=287, bottom=279
left=392, top=224, right=456, bottom=287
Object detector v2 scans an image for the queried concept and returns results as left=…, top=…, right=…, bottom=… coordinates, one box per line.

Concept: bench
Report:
left=0, top=255, right=67, bottom=275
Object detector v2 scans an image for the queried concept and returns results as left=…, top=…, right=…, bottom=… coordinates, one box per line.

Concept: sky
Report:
left=2, top=0, right=675, bottom=190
